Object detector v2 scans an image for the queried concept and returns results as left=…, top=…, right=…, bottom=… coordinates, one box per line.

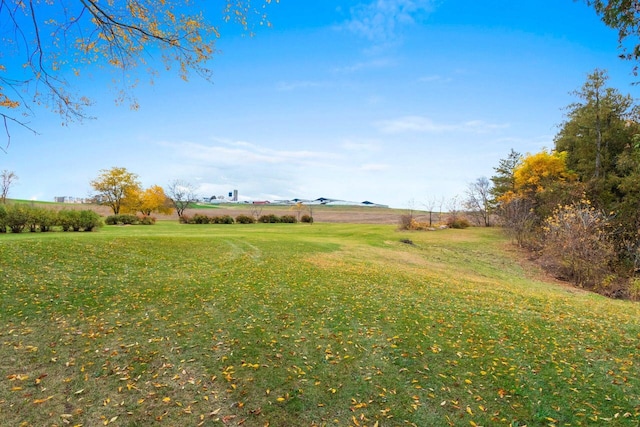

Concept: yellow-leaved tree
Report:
left=512, top=150, right=577, bottom=197
left=90, top=167, right=141, bottom=215
left=497, top=149, right=580, bottom=247
left=133, top=185, right=174, bottom=216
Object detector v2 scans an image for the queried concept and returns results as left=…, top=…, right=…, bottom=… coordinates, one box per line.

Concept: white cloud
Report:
left=462, top=120, right=510, bottom=133
left=377, top=116, right=448, bottom=133
left=418, top=74, right=453, bottom=83
left=492, top=135, right=555, bottom=153
left=376, top=115, right=509, bottom=134
left=160, top=138, right=341, bottom=167
left=341, top=139, right=382, bottom=152
left=341, top=0, right=433, bottom=43
left=333, top=58, right=395, bottom=73
left=276, top=80, right=326, bottom=91
left=360, top=163, right=390, bottom=171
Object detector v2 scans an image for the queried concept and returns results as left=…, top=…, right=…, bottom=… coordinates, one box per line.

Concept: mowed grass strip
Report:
left=1, top=222, right=639, bottom=426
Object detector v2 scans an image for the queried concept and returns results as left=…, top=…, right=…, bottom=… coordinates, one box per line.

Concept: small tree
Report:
left=306, top=204, right=314, bottom=224
left=91, top=167, right=141, bottom=214
left=166, top=179, right=197, bottom=219
left=134, top=185, right=173, bottom=216
left=497, top=196, right=538, bottom=247
left=446, top=195, right=460, bottom=224
left=250, top=204, right=264, bottom=221
left=398, top=199, right=418, bottom=230
left=496, top=150, right=578, bottom=247
left=291, top=202, right=305, bottom=222
left=1, top=170, right=18, bottom=204
left=490, top=149, right=521, bottom=207
left=464, top=177, right=492, bottom=227
left=423, top=196, right=437, bottom=227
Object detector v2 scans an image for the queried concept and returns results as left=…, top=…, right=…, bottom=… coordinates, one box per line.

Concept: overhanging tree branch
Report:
left=0, top=0, right=277, bottom=150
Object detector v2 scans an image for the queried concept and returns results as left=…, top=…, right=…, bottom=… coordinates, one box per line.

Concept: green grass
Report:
left=1, top=222, right=639, bottom=426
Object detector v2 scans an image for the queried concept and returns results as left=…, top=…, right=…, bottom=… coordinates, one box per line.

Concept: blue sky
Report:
left=3, top=0, right=640, bottom=208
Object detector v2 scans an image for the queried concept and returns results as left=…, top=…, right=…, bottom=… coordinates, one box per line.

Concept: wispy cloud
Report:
left=276, top=80, right=326, bottom=91
left=463, top=120, right=510, bottom=133
left=417, top=74, right=452, bottom=84
left=493, top=135, right=555, bottom=152
left=360, top=163, right=390, bottom=171
left=163, top=138, right=340, bottom=166
left=376, top=115, right=509, bottom=134
left=341, top=0, right=433, bottom=43
left=333, top=58, right=395, bottom=73
left=341, top=139, right=382, bottom=152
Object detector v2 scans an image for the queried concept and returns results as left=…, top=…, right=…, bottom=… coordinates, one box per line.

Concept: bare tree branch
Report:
left=0, top=0, right=277, bottom=149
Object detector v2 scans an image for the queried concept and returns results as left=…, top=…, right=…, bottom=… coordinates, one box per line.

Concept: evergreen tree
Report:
left=555, top=69, right=639, bottom=207
left=489, top=148, right=521, bottom=205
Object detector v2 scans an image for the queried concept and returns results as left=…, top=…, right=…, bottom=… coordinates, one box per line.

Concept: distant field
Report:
left=1, top=223, right=639, bottom=426
left=9, top=199, right=420, bottom=224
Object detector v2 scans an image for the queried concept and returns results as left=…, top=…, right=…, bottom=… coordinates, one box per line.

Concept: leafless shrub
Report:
left=540, top=201, right=615, bottom=289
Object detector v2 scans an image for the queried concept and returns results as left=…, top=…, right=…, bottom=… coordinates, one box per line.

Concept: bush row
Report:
left=105, top=214, right=156, bottom=225
left=0, top=205, right=102, bottom=233
left=180, top=213, right=314, bottom=224
left=258, top=214, right=296, bottom=223
left=258, top=214, right=314, bottom=223
left=180, top=214, right=236, bottom=224
left=398, top=215, right=469, bottom=231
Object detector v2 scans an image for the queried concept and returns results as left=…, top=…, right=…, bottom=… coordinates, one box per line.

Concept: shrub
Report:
left=213, top=215, right=234, bottom=224
left=105, top=214, right=139, bottom=226
left=540, top=201, right=615, bottom=290
left=5, top=205, right=30, bottom=233
left=300, top=214, right=313, bottom=223
left=79, top=210, right=103, bottom=231
left=21, top=207, right=58, bottom=232
left=235, top=214, right=255, bottom=224
left=628, top=278, right=640, bottom=301
left=26, top=207, right=40, bottom=232
left=0, top=205, right=6, bottom=233
left=179, top=215, right=190, bottom=224
left=258, top=214, right=281, bottom=223
left=191, top=214, right=211, bottom=224
left=138, top=215, right=156, bottom=225
left=447, top=217, right=471, bottom=229
left=280, top=215, right=297, bottom=223
left=398, top=214, right=436, bottom=231
left=497, top=197, right=540, bottom=249
left=57, top=210, right=82, bottom=231
left=37, top=208, right=57, bottom=232
left=398, top=214, right=413, bottom=230
left=119, top=214, right=139, bottom=225
left=105, top=215, right=119, bottom=225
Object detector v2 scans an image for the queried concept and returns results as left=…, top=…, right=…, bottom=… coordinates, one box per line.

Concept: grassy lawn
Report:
left=1, top=222, right=639, bottom=426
